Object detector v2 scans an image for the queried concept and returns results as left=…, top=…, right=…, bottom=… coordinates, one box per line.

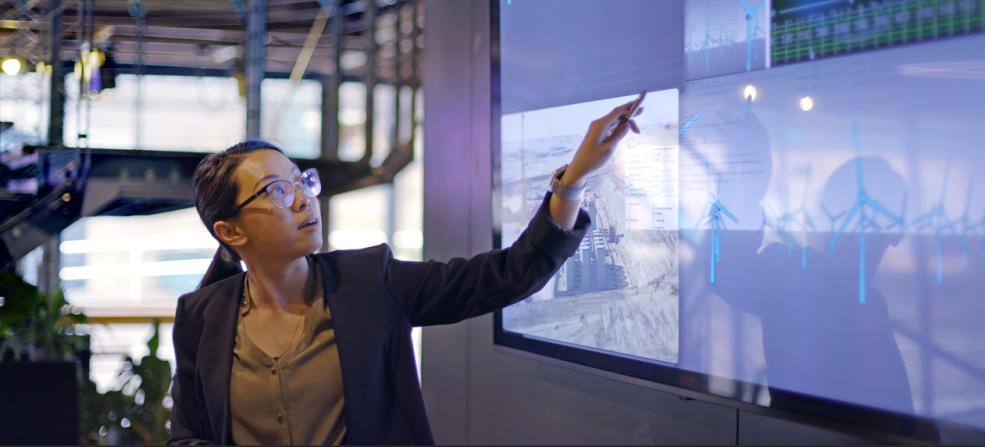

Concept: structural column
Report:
left=38, top=0, right=65, bottom=298
left=245, top=0, right=266, bottom=139
left=47, top=0, right=64, bottom=147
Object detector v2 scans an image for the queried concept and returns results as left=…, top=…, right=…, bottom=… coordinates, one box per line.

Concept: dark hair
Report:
left=193, top=140, right=285, bottom=288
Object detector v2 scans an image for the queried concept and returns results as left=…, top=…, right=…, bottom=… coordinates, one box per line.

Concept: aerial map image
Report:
left=499, top=90, right=681, bottom=364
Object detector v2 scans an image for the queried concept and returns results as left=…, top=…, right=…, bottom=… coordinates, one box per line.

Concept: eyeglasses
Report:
left=234, top=167, right=321, bottom=213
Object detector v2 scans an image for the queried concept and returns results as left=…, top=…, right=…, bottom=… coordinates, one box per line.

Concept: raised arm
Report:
left=383, top=192, right=590, bottom=326
left=383, top=101, right=641, bottom=325
left=549, top=100, right=642, bottom=229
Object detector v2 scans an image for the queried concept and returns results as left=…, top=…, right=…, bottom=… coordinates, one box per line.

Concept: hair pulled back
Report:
left=192, top=140, right=285, bottom=288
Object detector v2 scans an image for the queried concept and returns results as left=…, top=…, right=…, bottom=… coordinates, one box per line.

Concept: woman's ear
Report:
left=213, top=219, right=248, bottom=249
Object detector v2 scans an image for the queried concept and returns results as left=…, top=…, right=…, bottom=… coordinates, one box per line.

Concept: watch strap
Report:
left=550, top=164, right=585, bottom=201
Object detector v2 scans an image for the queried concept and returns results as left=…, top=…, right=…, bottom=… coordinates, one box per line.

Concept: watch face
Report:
left=550, top=166, right=564, bottom=186
left=554, top=165, right=566, bottom=178
left=550, top=166, right=584, bottom=201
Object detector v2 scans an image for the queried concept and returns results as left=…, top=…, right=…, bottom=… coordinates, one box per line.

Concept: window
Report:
left=338, top=82, right=367, bottom=161
left=261, top=78, right=322, bottom=159
left=0, top=72, right=49, bottom=145
left=63, top=74, right=244, bottom=151
left=60, top=207, right=210, bottom=391
left=60, top=208, right=213, bottom=311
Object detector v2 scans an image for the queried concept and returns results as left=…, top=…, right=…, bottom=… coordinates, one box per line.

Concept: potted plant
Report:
left=1, top=269, right=174, bottom=444
left=83, top=323, right=173, bottom=445
left=0, top=269, right=88, bottom=444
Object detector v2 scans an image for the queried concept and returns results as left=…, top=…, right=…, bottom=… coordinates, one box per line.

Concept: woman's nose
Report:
left=293, top=187, right=310, bottom=211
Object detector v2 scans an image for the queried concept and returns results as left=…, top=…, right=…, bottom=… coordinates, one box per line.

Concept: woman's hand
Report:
left=561, top=101, right=642, bottom=187
left=548, top=100, right=642, bottom=230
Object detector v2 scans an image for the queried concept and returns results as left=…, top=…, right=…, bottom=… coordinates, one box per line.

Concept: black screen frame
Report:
left=488, top=0, right=960, bottom=442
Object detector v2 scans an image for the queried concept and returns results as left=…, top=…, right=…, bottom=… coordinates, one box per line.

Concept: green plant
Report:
left=0, top=269, right=88, bottom=362
left=79, top=323, right=173, bottom=445
left=1, top=269, right=172, bottom=444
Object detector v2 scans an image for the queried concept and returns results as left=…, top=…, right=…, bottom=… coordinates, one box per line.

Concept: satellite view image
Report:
left=499, top=90, right=681, bottom=364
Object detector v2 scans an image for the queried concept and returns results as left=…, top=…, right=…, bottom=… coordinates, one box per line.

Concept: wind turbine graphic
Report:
left=978, top=216, right=985, bottom=264
left=680, top=112, right=700, bottom=137
left=701, top=174, right=738, bottom=284
left=822, top=205, right=847, bottom=234
left=962, top=181, right=985, bottom=264
left=958, top=180, right=983, bottom=265
left=738, top=0, right=766, bottom=71
left=701, top=16, right=728, bottom=72
left=911, top=161, right=969, bottom=285
left=774, top=167, right=816, bottom=271
left=827, top=122, right=905, bottom=304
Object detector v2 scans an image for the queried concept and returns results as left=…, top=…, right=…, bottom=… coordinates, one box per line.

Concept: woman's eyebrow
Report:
left=252, top=167, right=301, bottom=191
left=252, top=174, right=280, bottom=191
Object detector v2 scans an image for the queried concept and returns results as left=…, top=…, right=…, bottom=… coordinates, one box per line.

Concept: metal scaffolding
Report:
left=0, top=0, right=423, bottom=281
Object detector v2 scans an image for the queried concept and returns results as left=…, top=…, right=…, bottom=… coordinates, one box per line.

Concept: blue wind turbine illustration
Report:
left=958, top=180, right=984, bottom=264
left=738, top=0, right=766, bottom=71
left=821, top=205, right=847, bottom=234
left=701, top=17, right=728, bottom=72
left=680, top=112, right=700, bottom=138
left=774, top=167, right=816, bottom=271
left=701, top=175, right=738, bottom=284
left=911, top=161, right=968, bottom=285
left=828, top=123, right=905, bottom=304
left=978, top=216, right=985, bottom=264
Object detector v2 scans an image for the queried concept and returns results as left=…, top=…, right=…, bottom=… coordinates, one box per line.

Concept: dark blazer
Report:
left=168, top=193, right=590, bottom=445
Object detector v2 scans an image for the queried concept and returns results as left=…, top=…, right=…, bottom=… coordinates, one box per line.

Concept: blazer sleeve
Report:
left=383, top=192, right=590, bottom=326
left=167, top=295, right=214, bottom=445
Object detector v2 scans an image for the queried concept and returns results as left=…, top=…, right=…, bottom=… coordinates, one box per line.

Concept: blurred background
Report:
left=0, top=0, right=421, bottom=443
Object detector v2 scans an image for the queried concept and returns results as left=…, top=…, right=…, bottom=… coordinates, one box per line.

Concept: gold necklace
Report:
left=244, top=276, right=311, bottom=357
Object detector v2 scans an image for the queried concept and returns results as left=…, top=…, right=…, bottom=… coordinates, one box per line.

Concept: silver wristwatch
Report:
left=550, top=164, right=586, bottom=201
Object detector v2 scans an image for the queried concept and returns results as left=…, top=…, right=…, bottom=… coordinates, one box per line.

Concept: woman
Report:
left=168, top=102, right=641, bottom=445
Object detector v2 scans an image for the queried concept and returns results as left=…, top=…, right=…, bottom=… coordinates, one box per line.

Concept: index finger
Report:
left=605, top=100, right=636, bottom=123
left=589, top=101, right=637, bottom=138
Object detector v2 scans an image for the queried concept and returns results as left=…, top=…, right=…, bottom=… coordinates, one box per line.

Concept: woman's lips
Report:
left=298, top=218, right=319, bottom=230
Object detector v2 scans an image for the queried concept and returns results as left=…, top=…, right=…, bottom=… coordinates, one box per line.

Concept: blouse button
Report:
left=276, top=412, right=284, bottom=423
left=270, top=367, right=277, bottom=375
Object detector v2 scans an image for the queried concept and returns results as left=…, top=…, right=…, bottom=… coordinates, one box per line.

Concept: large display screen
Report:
left=493, top=0, right=985, bottom=439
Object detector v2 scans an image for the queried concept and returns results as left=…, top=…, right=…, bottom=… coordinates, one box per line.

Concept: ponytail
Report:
left=192, top=140, right=284, bottom=290
left=198, top=246, right=244, bottom=289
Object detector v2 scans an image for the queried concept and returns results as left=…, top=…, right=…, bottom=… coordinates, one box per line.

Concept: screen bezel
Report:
left=488, top=0, right=953, bottom=442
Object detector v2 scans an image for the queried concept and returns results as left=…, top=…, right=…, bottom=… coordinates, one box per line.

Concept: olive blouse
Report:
left=230, top=268, right=346, bottom=445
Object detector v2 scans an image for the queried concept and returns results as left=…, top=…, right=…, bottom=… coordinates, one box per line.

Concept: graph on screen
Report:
left=771, top=0, right=985, bottom=65
left=685, top=0, right=771, bottom=79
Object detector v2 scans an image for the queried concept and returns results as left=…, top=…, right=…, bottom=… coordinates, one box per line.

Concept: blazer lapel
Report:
left=314, top=254, right=356, bottom=435
left=197, top=272, right=243, bottom=444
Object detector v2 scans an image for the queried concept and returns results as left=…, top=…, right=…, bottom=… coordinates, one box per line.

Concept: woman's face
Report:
left=229, top=149, right=322, bottom=261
